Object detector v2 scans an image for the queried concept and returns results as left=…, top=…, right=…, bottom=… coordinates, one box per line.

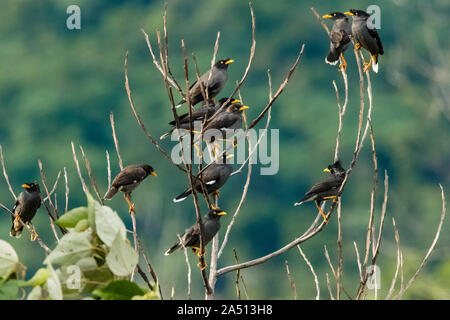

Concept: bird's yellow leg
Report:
left=30, top=229, right=38, bottom=241
left=197, top=261, right=208, bottom=271
left=13, top=214, right=21, bottom=224
left=194, top=142, right=203, bottom=159
left=355, top=42, right=361, bottom=50
left=315, top=202, right=329, bottom=224
left=213, top=190, right=220, bottom=197
left=322, top=195, right=337, bottom=200
left=363, top=58, right=372, bottom=72
left=124, top=194, right=135, bottom=214
left=338, top=54, right=347, bottom=71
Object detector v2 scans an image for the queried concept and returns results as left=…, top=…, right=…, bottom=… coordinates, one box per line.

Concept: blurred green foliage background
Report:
left=0, top=0, right=449, bottom=299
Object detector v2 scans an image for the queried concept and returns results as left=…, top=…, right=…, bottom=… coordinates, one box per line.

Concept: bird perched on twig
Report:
left=104, top=164, right=157, bottom=214
left=173, top=154, right=233, bottom=203
left=345, top=9, right=384, bottom=73
left=174, top=58, right=234, bottom=109
left=10, top=182, right=41, bottom=240
left=294, top=161, right=346, bottom=224
left=164, top=207, right=227, bottom=270
left=160, top=98, right=240, bottom=140
left=322, top=12, right=352, bottom=70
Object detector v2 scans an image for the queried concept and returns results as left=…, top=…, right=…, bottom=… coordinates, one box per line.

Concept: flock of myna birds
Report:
left=8, top=9, right=383, bottom=266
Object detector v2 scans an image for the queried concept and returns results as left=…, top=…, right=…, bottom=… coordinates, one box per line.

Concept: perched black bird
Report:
left=322, top=12, right=352, bottom=70
left=345, top=9, right=384, bottom=73
left=202, top=102, right=249, bottom=133
left=104, top=164, right=157, bottom=213
left=294, top=161, right=346, bottom=223
left=175, top=58, right=234, bottom=108
left=160, top=98, right=240, bottom=140
left=173, top=154, right=233, bottom=203
left=10, top=182, right=41, bottom=240
left=164, top=208, right=227, bottom=269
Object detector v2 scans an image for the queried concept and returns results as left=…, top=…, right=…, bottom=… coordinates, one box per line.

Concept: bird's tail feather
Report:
left=104, top=186, right=118, bottom=200
left=372, top=54, right=379, bottom=73
left=325, top=50, right=340, bottom=66
left=173, top=189, right=192, bottom=203
left=165, top=242, right=181, bottom=255
left=10, top=224, right=23, bottom=238
left=175, top=98, right=185, bottom=109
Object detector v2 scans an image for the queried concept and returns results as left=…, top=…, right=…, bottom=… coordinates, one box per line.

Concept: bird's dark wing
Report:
left=112, top=166, right=147, bottom=187
left=182, top=223, right=201, bottom=247
left=305, top=175, right=343, bottom=196
left=368, top=27, right=383, bottom=55
left=204, top=113, right=239, bottom=131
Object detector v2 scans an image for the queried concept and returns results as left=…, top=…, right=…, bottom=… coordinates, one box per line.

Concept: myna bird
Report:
left=202, top=102, right=249, bottom=133
left=294, top=161, right=346, bottom=223
left=10, top=182, right=41, bottom=240
left=174, top=58, right=234, bottom=109
left=322, top=12, right=352, bottom=70
left=345, top=9, right=384, bottom=73
left=160, top=98, right=241, bottom=140
left=173, top=154, right=233, bottom=203
left=164, top=208, right=227, bottom=269
left=104, top=164, right=157, bottom=213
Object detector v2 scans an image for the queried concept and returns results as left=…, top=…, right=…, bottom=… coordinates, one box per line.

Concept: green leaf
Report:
left=0, top=279, right=23, bottom=300
left=131, top=288, right=160, bottom=300
left=44, top=231, right=92, bottom=266
left=94, top=203, right=126, bottom=247
left=74, top=219, right=90, bottom=232
left=55, top=207, right=88, bottom=228
left=24, top=268, right=50, bottom=287
left=0, top=240, right=19, bottom=279
left=46, top=265, right=62, bottom=300
left=105, top=234, right=138, bottom=277
left=93, top=280, right=146, bottom=300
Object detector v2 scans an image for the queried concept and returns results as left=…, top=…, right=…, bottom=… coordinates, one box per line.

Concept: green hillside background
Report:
left=0, top=0, right=449, bottom=299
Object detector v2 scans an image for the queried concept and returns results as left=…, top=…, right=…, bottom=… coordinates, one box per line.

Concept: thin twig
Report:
left=394, top=184, right=446, bottom=299
left=0, top=145, right=16, bottom=200
left=284, top=260, right=297, bottom=300
left=297, top=245, right=319, bottom=300
left=109, top=113, right=124, bottom=171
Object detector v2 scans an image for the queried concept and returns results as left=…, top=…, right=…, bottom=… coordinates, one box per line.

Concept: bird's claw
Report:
left=30, top=230, right=38, bottom=241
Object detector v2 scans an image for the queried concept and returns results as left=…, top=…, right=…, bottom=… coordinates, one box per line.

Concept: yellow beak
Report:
left=226, top=154, right=234, bottom=159
left=151, top=171, right=157, bottom=177
left=225, top=59, right=234, bottom=65
left=231, top=99, right=241, bottom=104
left=239, top=106, right=249, bottom=111
left=322, top=14, right=332, bottom=19
left=323, top=168, right=331, bottom=173
left=22, top=184, right=31, bottom=189
left=218, top=211, right=227, bottom=216
left=344, top=12, right=353, bottom=16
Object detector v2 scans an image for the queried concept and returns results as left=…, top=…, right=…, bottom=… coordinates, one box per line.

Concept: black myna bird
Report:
left=345, top=9, right=384, bottom=73
left=160, top=98, right=241, bottom=140
left=173, top=154, right=233, bottom=203
left=294, top=161, right=346, bottom=223
left=10, top=182, right=41, bottom=240
left=164, top=208, right=227, bottom=269
left=322, top=12, right=352, bottom=70
left=104, top=164, right=157, bottom=213
left=175, top=58, right=234, bottom=109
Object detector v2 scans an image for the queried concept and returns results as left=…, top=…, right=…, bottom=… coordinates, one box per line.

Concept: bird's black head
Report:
left=22, top=182, right=40, bottom=193
left=345, top=9, right=370, bottom=19
left=226, top=102, right=249, bottom=114
left=322, top=12, right=347, bottom=20
left=324, top=160, right=346, bottom=175
left=208, top=207, right=227, bottom=218
left=216, top=97, right=241, bottom=108
left=141, top=164, right=157, bottom=177
left=215, top=58, right=234, bottom=70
